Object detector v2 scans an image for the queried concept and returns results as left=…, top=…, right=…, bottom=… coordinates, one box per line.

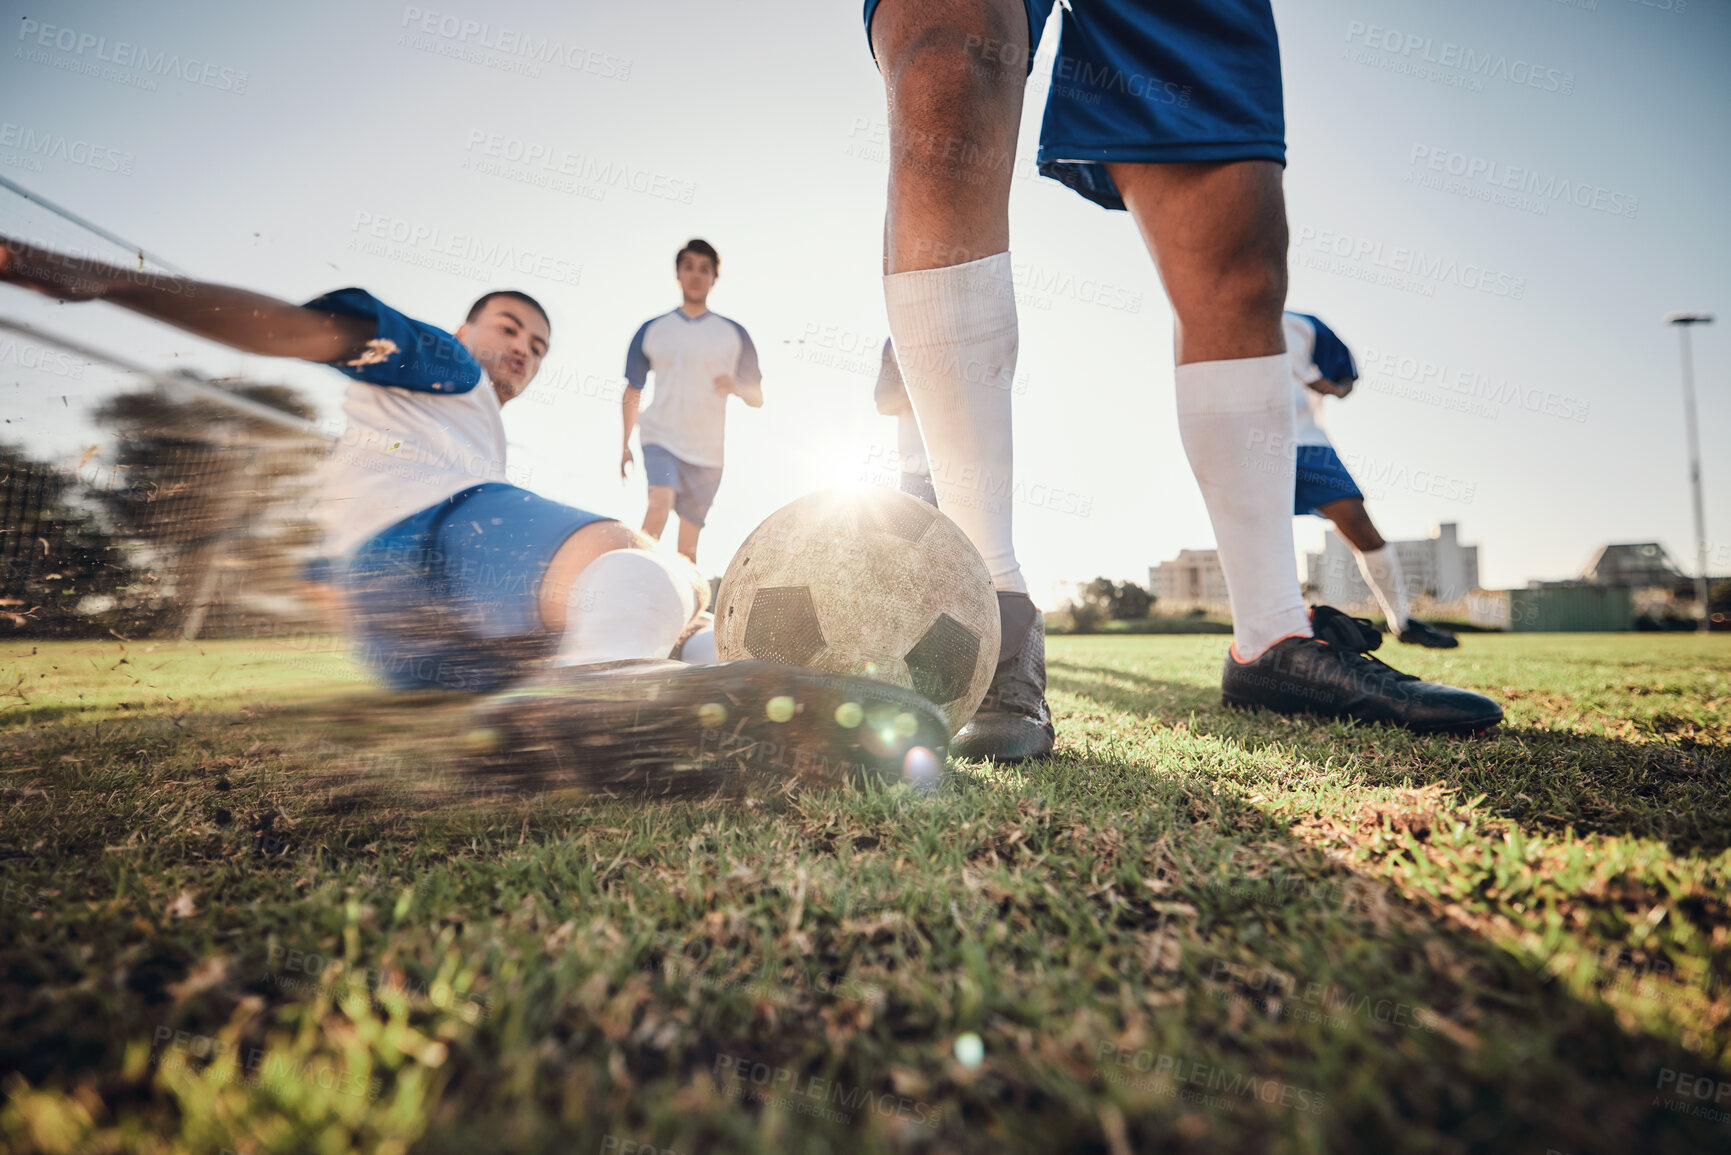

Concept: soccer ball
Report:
left=714, top=488, right=1000, bottom=735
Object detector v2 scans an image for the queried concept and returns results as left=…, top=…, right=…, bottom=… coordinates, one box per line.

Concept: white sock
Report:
left=552, top=549, right=701, bottom=666
left=1355, top=545, right=1409, bottom=633
left=1175, top=353, right=1312, bottom=661
left=895, top=409, right=937, bottom=506
left=884, top=252, right=1027, bottom=595
left=679, top=625, right=717, bottom=665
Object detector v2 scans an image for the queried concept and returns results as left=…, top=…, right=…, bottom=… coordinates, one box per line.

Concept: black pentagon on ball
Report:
left=904, top=612, right=980, bottom=705
left=744, top=586, right=827, bottom=666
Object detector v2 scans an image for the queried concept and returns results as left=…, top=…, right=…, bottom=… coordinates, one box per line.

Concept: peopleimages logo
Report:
left=1408, top=145, right=1638, bottom=219
left=0, top=122, right=135, bottom=174
left=1357, top=344, right=1590, bottom=423
left=712, top=1054, right=941, bottom=1129
left=348, top=211, right=583, bottom=287
left=1343, top=21, right=1574, bottom=95
left=1095, top=1044, right=1328, bottom=1116
left=399, top=7, right=631, bottom=80
left=15, top=19, right=250, bottom=92
left=1292, top=226, right=1527, bottom=301
left=461, top=130, right=695, bottom=204
left=0, top=337, right=87, bottom=379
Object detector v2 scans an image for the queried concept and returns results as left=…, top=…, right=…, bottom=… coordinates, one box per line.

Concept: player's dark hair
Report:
left=676, top=238, right=720, bottom=275
left=466, top=290, right=550, bottom=333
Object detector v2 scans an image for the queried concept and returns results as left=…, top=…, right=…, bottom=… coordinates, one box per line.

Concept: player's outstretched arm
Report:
left=0, top=237, right=374, bottom=365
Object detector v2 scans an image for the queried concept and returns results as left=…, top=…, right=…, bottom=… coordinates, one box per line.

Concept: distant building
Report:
left=1578, top=542, right=1685, bottom=588
left=1149, top=548, right=1230, bottom=605
left=1305, top=522, right=1481, bottom=608
left=1517, top=540, right=1704, bottom=629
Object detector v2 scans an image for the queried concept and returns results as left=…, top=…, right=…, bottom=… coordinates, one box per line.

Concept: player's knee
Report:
left=577, top=522, right=658, bottom=555
left=1191, top=256, right=1286, bottom=330
left=646, top=487, right=675, bottom=513
left=879, top=15, right=1024, bottom=133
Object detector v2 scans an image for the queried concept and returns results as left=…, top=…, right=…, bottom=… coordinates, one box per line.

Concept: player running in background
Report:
left=1284, top=311, right=1458, bottom=649
left=873, top=338, right=938, bottom=506
left=0, top=237, right=945, bottom=786
left=621, top=239, right=762, bottom=565
left=867, top=0, right=1500, bottom=741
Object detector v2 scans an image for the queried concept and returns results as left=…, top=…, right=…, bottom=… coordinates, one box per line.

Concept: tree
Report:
left=88, top=380, right=325, bottom=638
left=1079, top=576, right=1155, bottom=621
left=1063, top=577, right=1155, bottom=633
left=0, top=443, right=141, bottom=637
left=1107, top=580, right=1153, bottom=620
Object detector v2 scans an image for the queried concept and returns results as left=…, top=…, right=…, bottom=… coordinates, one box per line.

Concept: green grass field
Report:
left=2, top=633, right=1728, bottom=1154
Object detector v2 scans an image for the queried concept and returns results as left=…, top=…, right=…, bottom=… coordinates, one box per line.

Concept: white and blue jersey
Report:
left=306, top=289, right=610, bottom=692
left=625, top=309, right=761, bottom=470
left=309, top=288, right=507, bottom=558
left=863, top=0, right=1285, bottom=212
left=1283, top=310, right=1358, bottom=449
left=1284, top=311, right=1365, bottom=516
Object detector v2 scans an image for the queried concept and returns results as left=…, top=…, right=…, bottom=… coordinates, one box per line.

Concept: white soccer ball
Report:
left=714, top=488, right=1000, bottom=736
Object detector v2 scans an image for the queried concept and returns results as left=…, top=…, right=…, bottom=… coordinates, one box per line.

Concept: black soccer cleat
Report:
left=1220, top=606, right=1501, bottom=734
left=1398, top=618, right=1460, bottom=649
left=465, top=659, right=950, bottom=796
left=951, top=591, right=1056, bottom=762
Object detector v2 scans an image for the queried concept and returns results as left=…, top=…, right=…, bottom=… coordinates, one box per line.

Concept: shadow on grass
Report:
left=1047, top=659, right=1731, bottom=857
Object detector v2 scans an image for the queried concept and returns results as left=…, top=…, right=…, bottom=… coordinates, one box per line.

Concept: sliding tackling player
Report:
left=0, top=237, right=947, bottom=785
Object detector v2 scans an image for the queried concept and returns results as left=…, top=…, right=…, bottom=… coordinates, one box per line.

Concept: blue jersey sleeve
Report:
left=727, top=318, right=762, bottom=385
left=303, top=288, right=482, bottom=394
left=1296, top=313, right=1358, bottom=383
left=625, top=318, right=654, bottom=390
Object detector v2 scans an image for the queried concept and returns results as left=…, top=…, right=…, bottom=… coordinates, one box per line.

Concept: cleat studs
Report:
left=766, top=695, right=796, bottom=723
left=834, top=701, right=864, bottom=728
left=893, top=712, right=920, bottom=739
left=698, top=702, right=727, bottom=728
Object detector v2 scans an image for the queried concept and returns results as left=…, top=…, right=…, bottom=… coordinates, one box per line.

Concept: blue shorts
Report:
left=642, top=443, right=724, bottom=528
left=863, top=0, right=1285, bottom=212
left=1294, top=445, right=1364, bottom=517
left=336, top=483, right=612, bottom=693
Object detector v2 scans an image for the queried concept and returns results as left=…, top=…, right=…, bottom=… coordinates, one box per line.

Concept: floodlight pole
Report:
left=1666, top=312, right=1714, bottom=632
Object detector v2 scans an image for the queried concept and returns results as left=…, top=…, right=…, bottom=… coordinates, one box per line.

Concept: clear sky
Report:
left=2, top=0, right=1727, bottom=604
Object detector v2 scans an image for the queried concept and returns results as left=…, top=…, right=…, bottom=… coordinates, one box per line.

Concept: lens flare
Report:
left=902, top=745, right=941, bottom=790
left=953, top=1032, right=984, bottom=1069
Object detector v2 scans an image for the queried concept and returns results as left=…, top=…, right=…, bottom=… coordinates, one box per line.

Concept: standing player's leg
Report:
left=642, top=486, right=675, bottom=541
left=873, top=0, right=1023, bottom=585
left=1106, top=159, right=1305, bottom=662
left=676, top=517, right=701, bottom=565
left=870, top=0, right=1056, bottom=761
left=1316, top=495, right=1401, bottom=630
left=640, top=441, right=681, bottom=544
left=669, top=454, right=721, bottom=566
left=1026, top=0, right=1493, bottom=728
left=1316, top=497, right=1457, bottom=649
